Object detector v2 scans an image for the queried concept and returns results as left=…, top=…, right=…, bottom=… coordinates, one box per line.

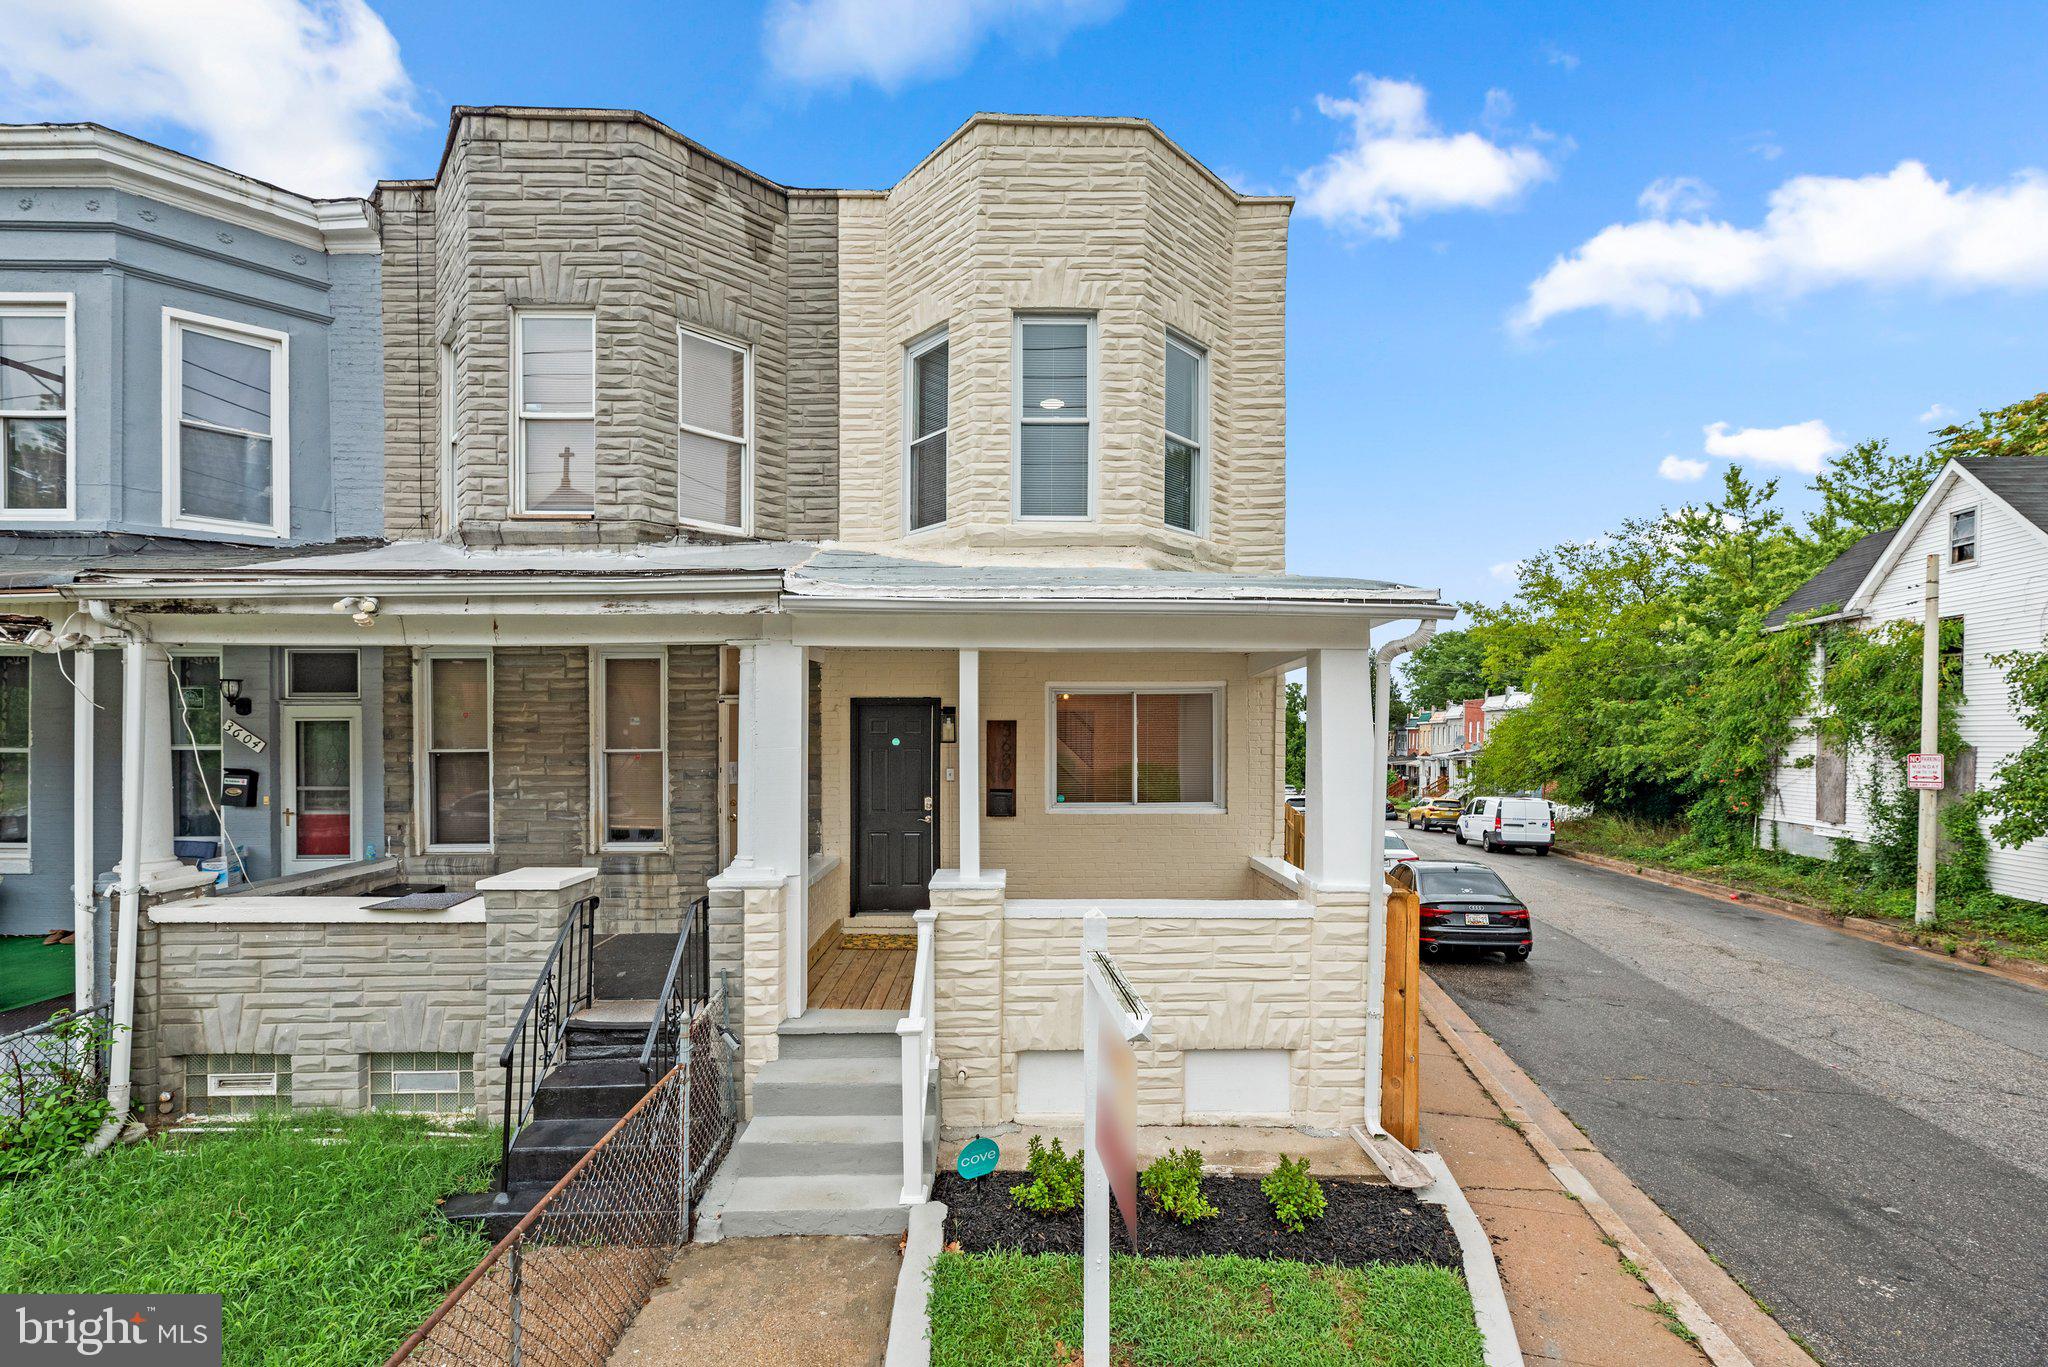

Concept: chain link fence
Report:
left=388, top=994, right=739, bottom=1367
left=0, top=1001, right=111, bottom=1121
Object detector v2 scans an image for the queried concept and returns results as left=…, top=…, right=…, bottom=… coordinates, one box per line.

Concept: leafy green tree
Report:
left=1983, top=650, right=2048, bottom=848
left=1284, top=681, right=1306, bottom=790
left=1929, top=391, right=2048, bottom=461
left=1805, top=439, right=1937, bottom=556
left=1402, top=630, right=1502, bottom=710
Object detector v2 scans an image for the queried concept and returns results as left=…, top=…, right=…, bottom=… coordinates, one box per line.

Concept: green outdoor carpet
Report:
left=0, top=937, right=72, bottom=1013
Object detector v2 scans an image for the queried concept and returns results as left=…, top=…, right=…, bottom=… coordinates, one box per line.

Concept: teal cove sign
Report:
left=956, top=1136, right=1000, bottom=1180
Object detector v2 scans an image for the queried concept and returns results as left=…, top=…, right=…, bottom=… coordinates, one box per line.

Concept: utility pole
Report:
left=1915, top=553, right=1941, bottom=928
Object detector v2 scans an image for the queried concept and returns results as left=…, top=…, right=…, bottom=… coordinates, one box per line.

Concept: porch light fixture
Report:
left=219, top=678, right=252, bottom=716
left=939, top=706, right=957, bottom=744
left=333, top=595, right=381, bottom=628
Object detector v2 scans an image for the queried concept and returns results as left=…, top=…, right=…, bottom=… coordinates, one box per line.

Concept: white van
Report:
left=1456, top=795, right=1554, bottom=854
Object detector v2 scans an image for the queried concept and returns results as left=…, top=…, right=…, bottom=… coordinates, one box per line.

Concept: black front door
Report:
left=854, top=698, right=939, bottom=913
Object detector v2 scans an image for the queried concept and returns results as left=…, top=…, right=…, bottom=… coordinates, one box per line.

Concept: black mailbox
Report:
left=220, top=768, right=259, bottom=808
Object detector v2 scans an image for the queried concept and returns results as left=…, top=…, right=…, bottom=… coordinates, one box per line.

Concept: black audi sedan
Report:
left=1387, top=860, right=1532, bottom=962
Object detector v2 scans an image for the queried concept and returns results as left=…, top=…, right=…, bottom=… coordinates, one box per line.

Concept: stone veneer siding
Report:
left=382, top=645, right=723, bottom=938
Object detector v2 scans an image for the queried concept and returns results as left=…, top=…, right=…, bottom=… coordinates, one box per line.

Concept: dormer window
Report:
left=1950, top=507, right=1977, bottom=565
left=1015, top=315, right=1094, bottom=520
left=0, top=296, right=71, bottom=519
left=164, top=310, right=288, bottom=538
left=676, top=326, right=751, bottom=534
left=514, top=313, right=596, bottom=517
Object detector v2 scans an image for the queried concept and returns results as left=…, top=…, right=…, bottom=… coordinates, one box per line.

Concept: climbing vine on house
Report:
left=1982, top=648, right=2048, bottom=850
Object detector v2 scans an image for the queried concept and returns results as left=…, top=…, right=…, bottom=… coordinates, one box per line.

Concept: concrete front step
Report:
left=776, top=1009, right=904, bottom=1061
left=566, top=1001, right=656, bottom=1062
left=727, top=1113, right=902, bottom=1178
left=718, top=1174, right=910, bottom=1237
left=750, top=1055, right=899, bottom=1117
left=531, top=1058, right=651, bottom=1121
left=505, top=1116, right=616, bottom=1186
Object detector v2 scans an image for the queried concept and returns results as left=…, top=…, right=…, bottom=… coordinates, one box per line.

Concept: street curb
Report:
left=1415, top=1150, right=1524, bottom=1367
left=1423, top=979, right=1809, bottom=1367
left=1555, top=848, right=2048, bottom=993
left=883, top=1200, right=946, bottom=1367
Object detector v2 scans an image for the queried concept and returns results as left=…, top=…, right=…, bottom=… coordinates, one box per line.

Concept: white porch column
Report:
left=957, top=648, right=980, bottom=880
left=133, top=642, right=209, bottom=893
left=71, top=647, right=95, bottom=1009
left=1305, top=648, right=1374, bottom=888
left=735, top=639, right=809, bottom=1016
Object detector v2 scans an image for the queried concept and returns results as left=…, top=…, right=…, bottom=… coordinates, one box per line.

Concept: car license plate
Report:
left=1464, top=913, right=1489, bottom=926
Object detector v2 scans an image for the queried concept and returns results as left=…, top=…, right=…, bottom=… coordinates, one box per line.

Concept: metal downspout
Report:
left=84, top=602, right=144, bottom=1156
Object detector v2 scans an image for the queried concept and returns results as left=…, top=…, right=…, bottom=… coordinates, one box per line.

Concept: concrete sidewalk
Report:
left=1422, top=1012, right=1710, bottom=1365
left=608, top=1236, right=899, bottom=1366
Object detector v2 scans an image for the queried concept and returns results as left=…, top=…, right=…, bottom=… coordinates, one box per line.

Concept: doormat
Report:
left=841, top=932, right=917, bottom=951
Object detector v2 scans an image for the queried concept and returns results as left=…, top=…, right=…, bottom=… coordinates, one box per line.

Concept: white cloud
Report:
left=1701, top=419, right=1845, bottom=476
left=765, top=0, right=1120, bottom=90
left=1516, top=160, right=2048, bottom=330
left=1637, top=175, right=1712, bottom=218
left=1489, top=560, right=1523, bottom=584
left=0, top=0, right=415, bottom=197
left=1920, top=402, right=1953, bottom=425
left=1540, top=42, right=1579, bottom=71
left=1658, top=454, right=1709, bottom=482
left=1299, top=75, right=1554, bottom=237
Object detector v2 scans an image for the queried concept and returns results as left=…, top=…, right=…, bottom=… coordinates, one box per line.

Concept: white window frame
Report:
left=512, top=310, right=597, bottom=519
left=436, top=340, right=457, bottom=536
left=419, top=649, right=493, bottom=852
left=591, top=647, right=669, bottom=852
left=902, top=325, right=950, bottom=535
left=1044, top=683, right=1226, bottom=814
left=1949, top=506, right=1978, bottom=567
left=1163, top=331, right=1207, bottom=536
left=675, top=324, right=753, bottom=535
left=283, top=648, right=360, bottom=700
left=0, top=293, right=75, bottom=521
left=0, top=649, right=29, bottom=859
left=161, top=308, right=290, bottom=539
left=1012, top=313, right=1098, bottom=522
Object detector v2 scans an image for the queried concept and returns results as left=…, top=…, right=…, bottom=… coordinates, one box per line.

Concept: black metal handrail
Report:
left=638, top=896, right=711, bottom=1084
left=496, top=894, right=599, bottom=1191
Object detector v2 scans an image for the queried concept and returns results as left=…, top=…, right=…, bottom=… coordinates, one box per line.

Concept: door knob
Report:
left=283, top=807, right=295, bottom=824
left=921, top=814, right=933, bottom=824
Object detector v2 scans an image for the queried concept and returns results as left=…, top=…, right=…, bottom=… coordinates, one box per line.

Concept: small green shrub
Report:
left=1260, top=1155, right=1328, bottom=1233
left=1009, top=1135, right=1083, bottom=1215
left=0, top=1013, right=119, bottom=1181
left=1139, top=1146, right=1217, bottom=1225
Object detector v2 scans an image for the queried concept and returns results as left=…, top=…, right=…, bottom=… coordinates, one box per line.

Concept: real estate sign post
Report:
left=1080, top=909, right=1151, bottom=1367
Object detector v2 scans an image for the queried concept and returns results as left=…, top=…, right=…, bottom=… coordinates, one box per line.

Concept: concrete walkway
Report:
left=608, top=1236, right=899, bottom=1366
left=1423, top=1014, right=1709, bottom=1366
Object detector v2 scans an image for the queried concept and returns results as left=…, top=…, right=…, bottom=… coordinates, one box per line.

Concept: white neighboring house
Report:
left=1761, top=456, right=2048, bottom=903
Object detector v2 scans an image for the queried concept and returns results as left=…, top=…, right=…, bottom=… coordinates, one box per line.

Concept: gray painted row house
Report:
left=1, top=108, right=1443, bottom=1235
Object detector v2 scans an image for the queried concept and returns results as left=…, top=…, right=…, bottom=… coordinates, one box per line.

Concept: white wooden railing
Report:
left=896, top=907, right=939, bottom=1204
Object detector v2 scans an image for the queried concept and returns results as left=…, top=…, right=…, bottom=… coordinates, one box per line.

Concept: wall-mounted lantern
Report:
left=938, top=705, right=958, bottom=745
left=219, top=678, right=252, bottom=716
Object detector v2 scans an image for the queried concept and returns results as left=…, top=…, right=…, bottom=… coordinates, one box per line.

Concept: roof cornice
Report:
left=0, top=124, right=378, bottom=254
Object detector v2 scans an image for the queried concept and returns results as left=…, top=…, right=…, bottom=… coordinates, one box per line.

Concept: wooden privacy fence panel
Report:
left=1379, top=887, right=1422, bottom=1149
left=1283, top=802, right=1306, bottom=868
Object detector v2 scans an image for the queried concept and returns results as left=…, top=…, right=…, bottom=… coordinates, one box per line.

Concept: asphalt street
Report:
left=1403, top=826, right=2048, bottom=1367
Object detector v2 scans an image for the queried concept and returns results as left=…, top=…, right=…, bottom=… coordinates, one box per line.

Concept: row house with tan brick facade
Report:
left=5, top=108, right=1445, bottom=1235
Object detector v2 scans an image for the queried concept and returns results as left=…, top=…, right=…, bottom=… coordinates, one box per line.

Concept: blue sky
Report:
left=7, top=1, right=2047, bottom=607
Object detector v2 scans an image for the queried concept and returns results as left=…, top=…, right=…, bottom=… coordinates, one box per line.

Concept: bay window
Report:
left=676, top=327, right=750, bottom=532
left=1165, top=334, right=1205, bottom=532
left=906, top=331, right=949, bottom=530
left=424, top=654, right=491, bottom=848
left=1015, top=316, right=1093, bottom=519
left=0, top=296, right=71, bottom=517
left=0, top=654, right=27, bottom=849
left=515, top=313, right=596, bottom=516
left=1050, top=686, right=1221, bottom=810
left=165, top=310, right=288, bottom=536
left=597, top=652, right=666, bottom=848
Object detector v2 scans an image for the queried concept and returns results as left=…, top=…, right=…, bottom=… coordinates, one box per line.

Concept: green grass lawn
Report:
left=928, top=1251, right=1485, bottom=1366
left=0, top=1112, right=497, bottom=1365
left=0, top=936, right=72, bottom=1014
left=1560, top=814, right=2048, bottom=962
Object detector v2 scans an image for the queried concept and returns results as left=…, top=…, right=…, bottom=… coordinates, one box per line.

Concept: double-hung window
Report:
left=0, top=296, right=72, bottom=518
left=1015, top=316, right=1093, bottom=519
left=424, top=654, right=491, bottom=849
left=515, top=313, right=596, bottom=516
left=1950, top=508, right=1977, bottom=565
left=169, top=654, right=223, bottom=840
left=437, top=341, right=457, bottom=534
left=1050, top=686, right=1222, bottom=811
left=596, top=652, right=666, bottom=848
left=165, top=310, right=288, bottom=536
left=1164, top=334, right=1205, bottom=532
left=0, top=654, right=27, bottom=850
left=906, top=331, right=949, bottom=530
left=676, top=327, right=751, bottom=533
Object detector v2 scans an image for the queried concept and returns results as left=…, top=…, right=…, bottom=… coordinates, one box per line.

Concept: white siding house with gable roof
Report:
left=1761, top=457, right=2048, bottom=903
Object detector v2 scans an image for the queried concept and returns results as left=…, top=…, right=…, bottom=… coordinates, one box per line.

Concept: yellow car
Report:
left=1406, top=797, right=1461, bottom=832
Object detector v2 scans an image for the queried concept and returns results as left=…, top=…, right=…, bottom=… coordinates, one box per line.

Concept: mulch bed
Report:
left=933, top=1171, right=1462, bottom=1270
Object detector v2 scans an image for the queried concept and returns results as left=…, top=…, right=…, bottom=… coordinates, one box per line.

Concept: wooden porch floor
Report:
left=808, top=937, right=914, bottom=1012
